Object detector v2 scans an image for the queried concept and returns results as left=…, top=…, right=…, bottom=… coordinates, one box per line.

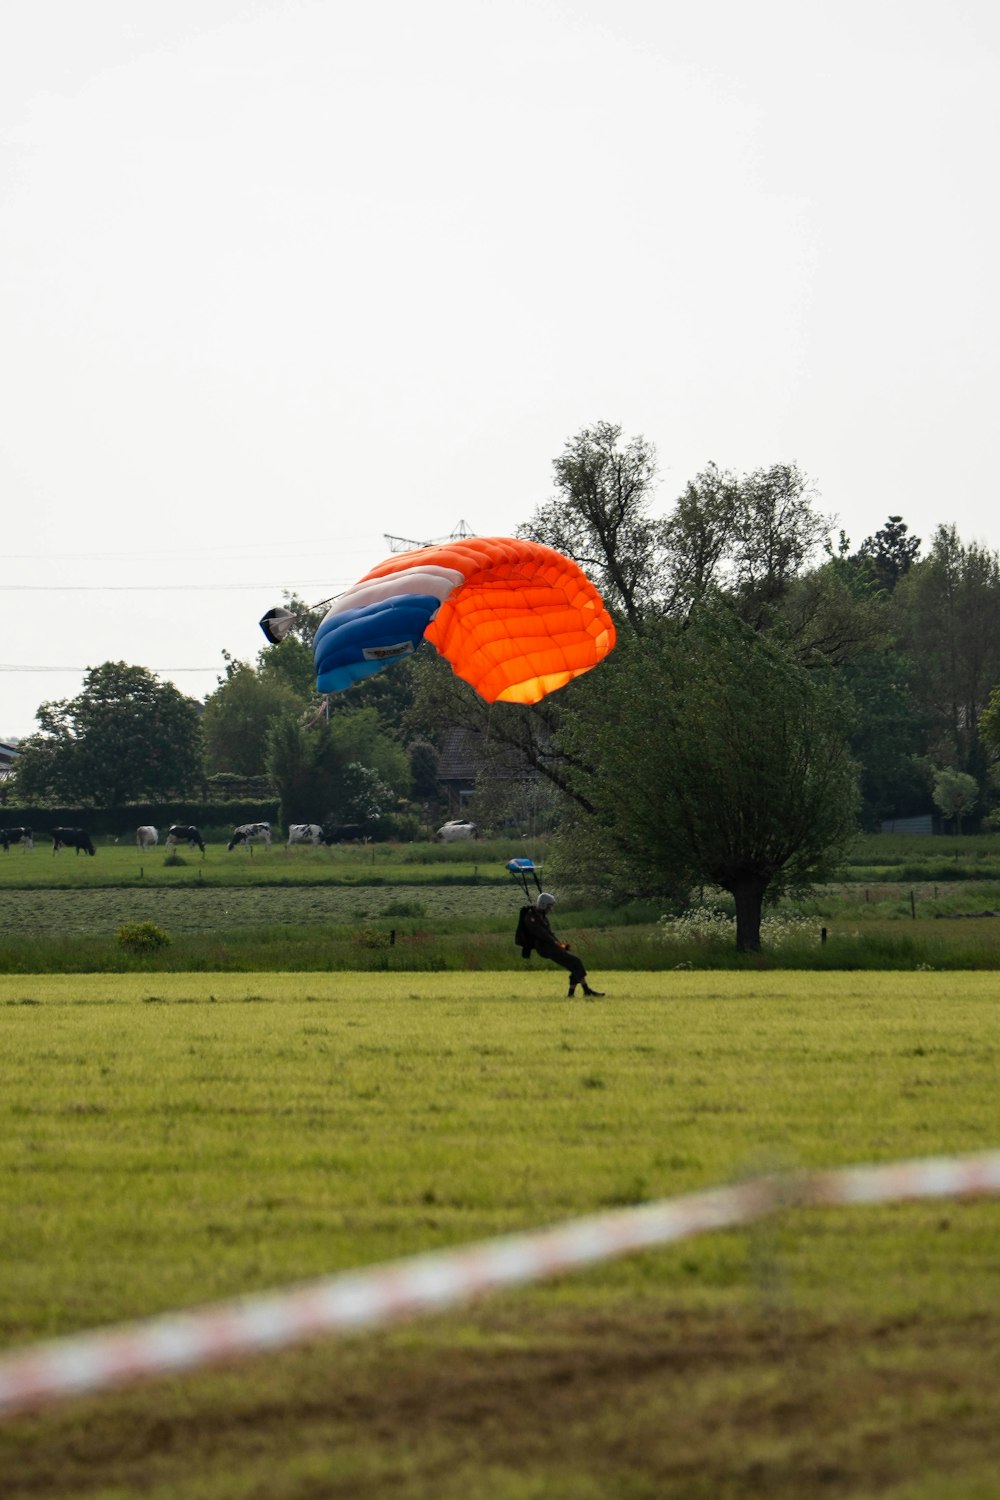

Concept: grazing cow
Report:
left=0, top=826, right=33, bottom=852
left=165, top=824, right=206, bottom=853
left=322, top=824, right=366, bottom=843
left=51, top=827, right=96, bottom=856
left=286, top=823, right=330, bottom=847
left=435, top=819, right=479, bottom=842
left=136, top=825, right=159, bottom=849
left=228, top=821, right=272, bottom=852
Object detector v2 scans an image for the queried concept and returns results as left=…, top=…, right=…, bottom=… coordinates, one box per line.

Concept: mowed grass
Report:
left=0, top=838, right=525, bottom=891
left=2, top=971, right=1000, bottom=1499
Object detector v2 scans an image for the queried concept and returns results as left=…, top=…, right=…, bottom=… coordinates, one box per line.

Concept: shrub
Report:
left=117, top=921, right=172, bottom=955
left=350, top=926, right=392, bottom=950
left=658, top=905, right=822, bottom=950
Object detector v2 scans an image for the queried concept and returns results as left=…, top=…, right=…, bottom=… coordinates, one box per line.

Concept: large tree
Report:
left=852, top=515, right=921, bottom=594
left=518, top=420, right=664, bottom=632
left=266, top=706, right=410, bottom=828
left=659, top=461, right=833, bottom=629
left=979, top=685, right=1000, bottom=828
left=841, top=649, right=929, bottom=828
left=893, top=524, right=1000, bottom=784
left=556, top=607, right=859, bottom=950
left=202, top=656, right=306, bottom=778
left=13, top=662, right=203, bottom=806
left=416, top=427, right=860, bottom=838
left=520, top=430, right=834, bottom=642
left=931, top=767, right=979, bottom=834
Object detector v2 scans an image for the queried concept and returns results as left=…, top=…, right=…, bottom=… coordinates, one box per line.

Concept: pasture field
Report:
left=0, top=836, right=518, bottom=891
left=2, top=971, right=1000, bottom=1498
left=3, top=830, right=1000, bottom=973
left=3, top=881, right=1000, bottom=972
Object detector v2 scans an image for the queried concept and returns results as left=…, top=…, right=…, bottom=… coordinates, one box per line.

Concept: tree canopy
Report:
left=555, top=607, right=859, bottom=949
left=265, top=707, right=410, bottom=829
left=202, top=656, right=307, bottom=778
left=13, top=663, right=203, bottom=807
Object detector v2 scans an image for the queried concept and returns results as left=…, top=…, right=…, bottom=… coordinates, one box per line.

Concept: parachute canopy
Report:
left=309, top=537, right=616, bottom=704
left=258, top=606, right=298, bottom=645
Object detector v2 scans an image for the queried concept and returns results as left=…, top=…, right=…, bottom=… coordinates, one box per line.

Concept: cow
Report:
left=136, top=825, right=159, bottom=849
left=165, top=824, right=206, bottom=853
left=286, top=823, right=331, bottom=847
left=228, top=821, right=272, bottom=852
left=435, top=819, right=479, bottom=842
left=51, top=827, right=96, bottom=856
left=0, top=826, right=33, bottom=852
left=322, top=824, right=366, bottom=843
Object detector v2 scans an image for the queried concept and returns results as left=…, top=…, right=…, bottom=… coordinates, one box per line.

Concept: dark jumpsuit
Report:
left=519, top=906, right=587, bottom=988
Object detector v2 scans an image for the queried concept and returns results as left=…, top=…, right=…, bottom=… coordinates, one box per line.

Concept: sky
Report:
left=2, top=0, right=998, bottom=739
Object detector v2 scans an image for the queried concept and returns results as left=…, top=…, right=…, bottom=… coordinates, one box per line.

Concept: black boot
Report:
left=567, top=983, right=577, bottom=998
left=582, top=985, right=605, bottom=998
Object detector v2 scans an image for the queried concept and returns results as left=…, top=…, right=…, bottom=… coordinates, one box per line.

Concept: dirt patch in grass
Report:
left=5, top=1302, right=1000, bottom=1499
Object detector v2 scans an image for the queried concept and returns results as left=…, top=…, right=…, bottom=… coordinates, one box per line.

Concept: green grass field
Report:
left=4, top=830, right=1000, bottom=974
left=2, top=971, right=1000, bottom=1498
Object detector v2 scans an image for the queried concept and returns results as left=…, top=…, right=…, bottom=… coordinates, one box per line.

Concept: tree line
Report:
left=404, top=422, right=1000, bottom=946
left=10, top=421, right=1000, bottom=946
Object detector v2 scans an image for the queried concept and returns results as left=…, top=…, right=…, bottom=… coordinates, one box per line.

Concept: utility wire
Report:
left=0, top=581, right=345, bottom=592
left=0, top=664, right=220, bottom=673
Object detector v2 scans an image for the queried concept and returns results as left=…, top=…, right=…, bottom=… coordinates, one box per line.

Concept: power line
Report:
left=0, top=581, right=343, bottom=592
left=0, top=664, right=221, bottom=674
left=2, top=538, right=377, bottom=563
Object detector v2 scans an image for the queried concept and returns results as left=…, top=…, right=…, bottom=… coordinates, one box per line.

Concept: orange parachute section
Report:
left=313, top=536, right=616, bottom=704
left=423, top=539, right=614, bottom=704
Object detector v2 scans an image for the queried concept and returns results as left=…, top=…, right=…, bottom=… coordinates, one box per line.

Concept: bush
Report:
left=658, top=905, right=822, bottom=950
left=350, top=926, right=393, bottom=950
left=117, top=921, right=172, bottom=955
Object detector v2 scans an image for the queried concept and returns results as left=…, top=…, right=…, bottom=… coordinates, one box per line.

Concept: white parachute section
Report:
left=258, top=607, right=299, bottom=645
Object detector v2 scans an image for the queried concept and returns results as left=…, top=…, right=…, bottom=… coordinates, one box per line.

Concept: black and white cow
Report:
left=435, top=819, right=479, bottom=842
left=0, top=826, right=33, bottom=852
left=322, top=824, right=367, bottom=844
left=286, top=823, right=332, bottom=847
left=165, top=824, right=206, bottom=853
left=228, top=821, right=272, bottom=852
left=51, top=827, right=96, bottom=856
left=136, top=825, right=159, bottom=849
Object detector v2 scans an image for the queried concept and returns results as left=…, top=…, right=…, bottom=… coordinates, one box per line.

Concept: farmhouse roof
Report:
left=437, top=725, right=539, bottom=783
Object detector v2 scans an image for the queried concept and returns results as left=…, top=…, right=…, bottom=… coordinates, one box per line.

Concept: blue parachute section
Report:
left=313, top=594, right=441, bottom=694
left=506, top=857, right=543, bottom=897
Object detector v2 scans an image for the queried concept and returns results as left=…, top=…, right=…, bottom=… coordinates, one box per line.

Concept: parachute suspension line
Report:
left=482, top=696, right=499, bottom=764
left=259, top=588, right=349, bottom=646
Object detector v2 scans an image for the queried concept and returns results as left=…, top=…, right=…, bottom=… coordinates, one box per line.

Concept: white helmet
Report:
left=536, top=892, right=556, bottom=909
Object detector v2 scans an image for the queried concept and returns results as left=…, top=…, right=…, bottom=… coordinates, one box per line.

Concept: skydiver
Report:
left=515, top=892, right=605, bottom=999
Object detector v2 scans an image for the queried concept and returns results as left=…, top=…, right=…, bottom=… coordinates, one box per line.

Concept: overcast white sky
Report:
left=2, top=0, right=998, bottom=738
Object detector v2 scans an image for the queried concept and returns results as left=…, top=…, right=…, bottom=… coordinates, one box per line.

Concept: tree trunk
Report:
left=732, top=878, right=766, bottom=952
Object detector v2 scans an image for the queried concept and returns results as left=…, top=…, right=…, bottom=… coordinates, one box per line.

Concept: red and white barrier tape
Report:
left=2, top=1149, right=999, bottom=1420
